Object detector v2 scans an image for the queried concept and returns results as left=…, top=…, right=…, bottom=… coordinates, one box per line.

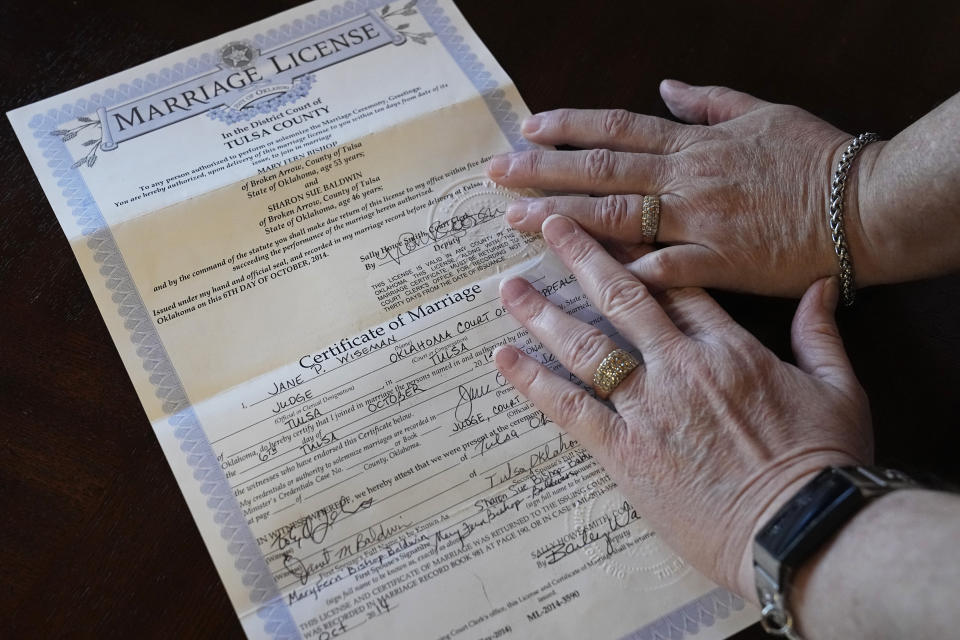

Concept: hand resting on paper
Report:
left=492, top=216, right=960, bottom=639
left=493, top=214, right=873, bottom=605
left=489, top=82, right=960, bottom=297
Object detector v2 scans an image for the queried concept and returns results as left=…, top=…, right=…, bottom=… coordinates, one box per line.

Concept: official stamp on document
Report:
left=568, top=489, right=691, bottom=591
left=428, top=175, right=533, bottom=245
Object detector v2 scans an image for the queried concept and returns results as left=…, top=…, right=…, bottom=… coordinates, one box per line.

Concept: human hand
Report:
left=493, top=214, right=874, bottom=599
left=488, top=80, right=886, bottom=297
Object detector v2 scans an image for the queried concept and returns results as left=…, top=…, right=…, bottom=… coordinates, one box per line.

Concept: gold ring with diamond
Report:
left=592, top=348, right=641, bottom=399
left=641, top=195, right=661, bottom=244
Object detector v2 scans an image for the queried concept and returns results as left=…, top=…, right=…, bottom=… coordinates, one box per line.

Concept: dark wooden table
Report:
left=2, top=1, right=958, bottom=637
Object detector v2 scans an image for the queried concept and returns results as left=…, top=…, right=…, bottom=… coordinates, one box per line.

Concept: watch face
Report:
left=756, top=468, right=861, bottom=563
left=754, top=465, right=917, bottom=640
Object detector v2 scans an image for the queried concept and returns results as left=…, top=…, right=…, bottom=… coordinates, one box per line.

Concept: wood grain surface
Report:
left=2, top=1, right=958, bottom=637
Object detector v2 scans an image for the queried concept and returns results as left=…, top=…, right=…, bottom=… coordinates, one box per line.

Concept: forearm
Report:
left=791, top=489, right=960, bottom=639
left=851, top=91, right=960, bottom=286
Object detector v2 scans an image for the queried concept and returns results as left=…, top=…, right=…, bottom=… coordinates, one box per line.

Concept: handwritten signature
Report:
left=454, top=383, right=494, bottom=422
left=283, top=519, right=414, bottom=586
left=270, top=495, right=374, bottom=554
left=433, top=490, right=524, bottom=552
left=374, top=206, right=503, bottom=265
left=532, top=501, right=640, bottom=566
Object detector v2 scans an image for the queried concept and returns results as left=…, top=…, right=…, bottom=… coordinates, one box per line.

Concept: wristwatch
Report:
left=752, top=465, right=919, bottom=639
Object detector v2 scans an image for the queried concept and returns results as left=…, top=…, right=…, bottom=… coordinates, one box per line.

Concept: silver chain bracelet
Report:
left=828, top=132, right=879, bottom=306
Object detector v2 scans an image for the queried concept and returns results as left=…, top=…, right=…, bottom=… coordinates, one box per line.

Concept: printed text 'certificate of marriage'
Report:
left=9, top=1, right=756, bottom=638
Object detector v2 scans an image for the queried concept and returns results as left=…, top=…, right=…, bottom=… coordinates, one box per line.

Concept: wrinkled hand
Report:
left=494, top=214, right=873, bottom=599
left=488, top=80, right=881, bottom=297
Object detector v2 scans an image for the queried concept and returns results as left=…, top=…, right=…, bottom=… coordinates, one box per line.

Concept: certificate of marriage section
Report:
left=8, top=1, right=756, bottom=638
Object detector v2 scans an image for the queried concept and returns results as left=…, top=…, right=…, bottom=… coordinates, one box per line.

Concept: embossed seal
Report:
left=566, top=488, right=690, bottom=591
left=426, top=175, right=537, bottom=250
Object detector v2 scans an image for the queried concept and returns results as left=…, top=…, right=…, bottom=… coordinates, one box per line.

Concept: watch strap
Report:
left=753, top=466, right=919, bottom=638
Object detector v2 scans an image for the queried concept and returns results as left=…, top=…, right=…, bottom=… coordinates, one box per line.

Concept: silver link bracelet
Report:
left=828, top=132, right=880, bottom=306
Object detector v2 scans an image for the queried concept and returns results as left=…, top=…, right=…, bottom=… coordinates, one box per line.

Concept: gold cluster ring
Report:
left=592, top=348, right=641, bottom=398
left=641, top=195, right=661, bottom=244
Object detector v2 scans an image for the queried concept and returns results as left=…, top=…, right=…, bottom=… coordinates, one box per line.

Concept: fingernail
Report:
left=521, top=114, right=542, bottom=136
left=499, top=276, right=530, bottom=305
left=661, top=79, right=690, bottom=92
left=506, top=200, right=528, bottom=226
left=494, top=345, right=520, bottom=368
left=541, top=214, right=576, bottom=246
left=822, top=276, right=839, bottom=310
left=487, top=154, right=511, bottom=180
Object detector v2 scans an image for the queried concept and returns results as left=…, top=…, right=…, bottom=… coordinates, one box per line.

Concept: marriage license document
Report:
left=9, top=1, right=756, bottom=638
